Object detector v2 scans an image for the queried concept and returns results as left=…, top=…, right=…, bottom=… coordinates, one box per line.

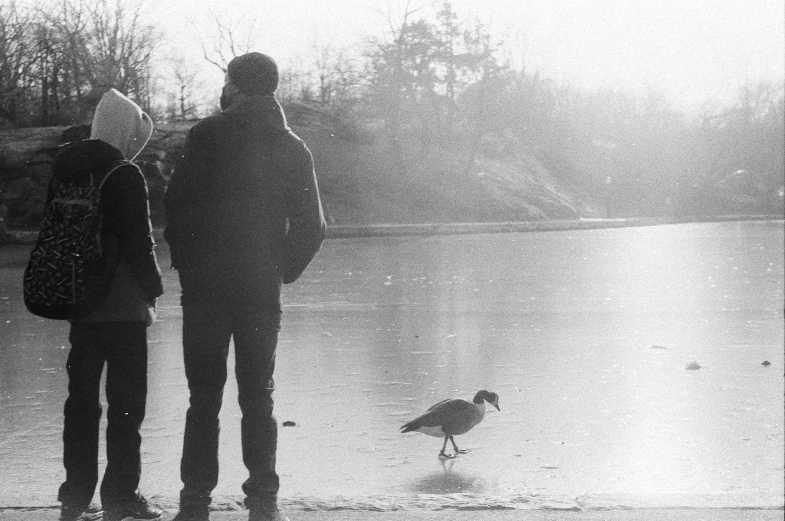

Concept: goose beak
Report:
left=492, top=400, right=500, bottom=411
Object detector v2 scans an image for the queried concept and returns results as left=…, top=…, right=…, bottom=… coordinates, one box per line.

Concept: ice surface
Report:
left=1, top=221, right=783, bottom=510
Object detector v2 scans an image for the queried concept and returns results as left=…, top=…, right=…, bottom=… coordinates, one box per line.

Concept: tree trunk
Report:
left=40, top=63, right=49, bottom=126
left=52, top=65, right=61, bottom=111
left=463, top=129, right=482, bottom=177
left=463, top=85, right=487, bottom=177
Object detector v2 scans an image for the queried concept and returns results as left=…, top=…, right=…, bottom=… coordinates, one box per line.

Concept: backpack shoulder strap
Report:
left=97, top=160, right=138, bottom=190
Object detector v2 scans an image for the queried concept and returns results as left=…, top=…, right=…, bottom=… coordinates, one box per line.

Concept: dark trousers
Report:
left=178, top=270, right=282, bottom=510
left=58, top=321, right=148, bottom=509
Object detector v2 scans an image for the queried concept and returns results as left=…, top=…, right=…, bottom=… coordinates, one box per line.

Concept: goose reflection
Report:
left=410, top=459, right=486, bottom=494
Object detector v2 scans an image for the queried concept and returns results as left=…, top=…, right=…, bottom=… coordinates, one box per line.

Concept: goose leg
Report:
left=450, top=435, right=468, bottom=454
left=439, top=436, right=455, bottom=458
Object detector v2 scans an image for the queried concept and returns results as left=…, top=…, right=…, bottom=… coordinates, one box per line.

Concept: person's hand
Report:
left=145, top=298, right=158, bottom=327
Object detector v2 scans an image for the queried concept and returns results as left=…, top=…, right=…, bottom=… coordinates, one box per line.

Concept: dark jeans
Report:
left=178, top=270, right=282, bottom=510
left=58, top=321, right=148, bottom=509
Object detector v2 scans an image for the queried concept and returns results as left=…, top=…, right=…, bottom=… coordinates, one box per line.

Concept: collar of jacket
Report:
left=222, top=93, right=291, bottom=136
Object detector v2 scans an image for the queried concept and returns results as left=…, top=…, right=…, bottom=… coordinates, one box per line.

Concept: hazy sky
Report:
left=17, top=0, right=779, bottom=112
left=152, top=0, right=784, bottom=112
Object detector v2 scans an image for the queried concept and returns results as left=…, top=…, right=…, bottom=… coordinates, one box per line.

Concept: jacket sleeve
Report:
left=164, top=123, right=212, bottom=269
left=278, top=134, right=326, bottom=284
left=102, top=166, right=163, bottom=302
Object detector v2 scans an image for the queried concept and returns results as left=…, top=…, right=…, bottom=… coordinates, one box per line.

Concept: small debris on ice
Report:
left=685, top=361, right=701, bottom=370
left=282, top=421, right=296, bottom=427
left=761, top=360, right=771, bottom=366
left=651, top=345, right=668, bottom=350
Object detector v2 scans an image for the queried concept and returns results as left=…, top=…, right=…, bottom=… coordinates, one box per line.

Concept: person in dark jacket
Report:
left=55, top=89, right=164, bottom=521
left=165, top=52, right=325, bottom=521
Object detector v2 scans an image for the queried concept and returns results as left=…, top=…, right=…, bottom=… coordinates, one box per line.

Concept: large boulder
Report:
left=0, top=176, right=46, bottom=227
left=0, top=124, right=185, bottom=228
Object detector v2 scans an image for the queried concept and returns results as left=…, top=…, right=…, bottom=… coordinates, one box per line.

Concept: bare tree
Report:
left=459, top=19, right=505, bottom=176
left=47, top=0, right=92, bottom=112
left=312, top=41, right=338, bottom=107
left=167, top=55, right=201, bottom=119
left=33, top=23, right=52, bottom=125
left=0, top=0, right=161, bottom=126
left=309, top=41, right=363, bottom=110
left=0, top=1, right=38, bottom=124
left=198, top=11, right=261, bottom=74
left=83, top=0, right=159, bottom=109
left=435, top=1, right=460, bottom=132
left=366, top=0, right=431, bottom=163
left=277, top=67, right=308, bottom=105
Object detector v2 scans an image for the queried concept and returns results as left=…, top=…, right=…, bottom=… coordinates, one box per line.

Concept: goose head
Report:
left=473, top=390, right=500, bottom=411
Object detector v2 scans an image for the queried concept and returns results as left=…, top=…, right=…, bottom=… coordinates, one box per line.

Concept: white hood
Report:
left=90, top=88, right=153, bottom=160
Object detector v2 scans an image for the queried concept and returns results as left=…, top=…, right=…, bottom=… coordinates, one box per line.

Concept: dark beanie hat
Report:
left=227, top=52, right=279, bottom=95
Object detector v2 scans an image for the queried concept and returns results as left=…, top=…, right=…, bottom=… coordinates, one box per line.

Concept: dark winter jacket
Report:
left=48, top=139, right=164, bottom=323
left=164, top=94, right=325, bottom=283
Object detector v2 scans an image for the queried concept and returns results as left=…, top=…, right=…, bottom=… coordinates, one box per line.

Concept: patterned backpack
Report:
left=23, top=160, right=130, bottom=320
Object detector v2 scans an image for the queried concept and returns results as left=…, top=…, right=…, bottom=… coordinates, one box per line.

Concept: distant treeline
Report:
left=1, top=0, right=783, bottom=217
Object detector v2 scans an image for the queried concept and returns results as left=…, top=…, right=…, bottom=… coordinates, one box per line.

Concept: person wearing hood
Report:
left=164, top=53, right=325, bottom=521
left=53, top=89, right=164, bottom=521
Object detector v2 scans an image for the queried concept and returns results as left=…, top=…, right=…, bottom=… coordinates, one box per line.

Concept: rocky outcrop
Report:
left=0, top=111, right=588, bottom=234
left=0, top=125, right=182, bottom=230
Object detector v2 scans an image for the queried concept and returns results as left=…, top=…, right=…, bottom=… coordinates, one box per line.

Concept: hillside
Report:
left=0, top=104, right=595, bottom=233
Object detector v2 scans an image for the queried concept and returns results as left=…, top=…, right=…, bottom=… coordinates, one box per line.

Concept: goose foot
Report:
left=439, top=452, right=457, bottom=459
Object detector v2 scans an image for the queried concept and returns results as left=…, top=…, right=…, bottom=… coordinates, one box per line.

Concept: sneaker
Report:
left=60, top=505, right=86, bottom=521
left=248, top=508, right=289, bottom=521
left=84, top=505, right=104, bottom=521
left=103, top=495, right=162, bottom=521
left=61, top=503, right=103, bottom=521
left=171, top=506, right=209, bottom=521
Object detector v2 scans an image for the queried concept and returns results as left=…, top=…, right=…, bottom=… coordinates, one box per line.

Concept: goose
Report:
left=400, top=390, right=500, bottom=458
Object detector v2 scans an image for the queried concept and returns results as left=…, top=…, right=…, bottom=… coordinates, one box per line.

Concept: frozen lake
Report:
left=1, top=220, right=783, bottom=511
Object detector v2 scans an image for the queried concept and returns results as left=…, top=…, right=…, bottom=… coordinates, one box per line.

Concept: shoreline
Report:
left=3, top=215, right=783, bottom=245
left=321, top=215, right=784, bottom=239
left=2, top=506, right=783, bottom=521
left=5, top=491, right=783, bottom=512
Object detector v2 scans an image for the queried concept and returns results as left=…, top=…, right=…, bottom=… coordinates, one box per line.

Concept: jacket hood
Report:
left=222, top=94, right=291, bottom=135
left=51, top=139, right=125, bottom=182
left=90, top=88, right=153, bottom=160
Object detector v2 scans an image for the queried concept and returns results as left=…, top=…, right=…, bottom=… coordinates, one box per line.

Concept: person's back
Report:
left=55, top=88, right=164, bottom=521
left=165, top=55, right=324, bottom=281
left=165, top=52, right=325, bottom=521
